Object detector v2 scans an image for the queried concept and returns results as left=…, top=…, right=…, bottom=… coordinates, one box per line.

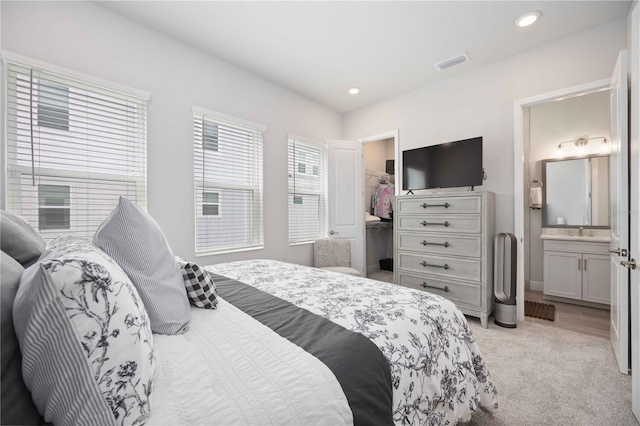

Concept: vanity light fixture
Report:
left=348, top=87, right=360, bottom=95
left=600, top=138, right=610, bottom=154
left=556, top=137, right=588, bottom=152
left=556, top=136, right=607, bottom=157
left=516, top=11, right=541, bottom=27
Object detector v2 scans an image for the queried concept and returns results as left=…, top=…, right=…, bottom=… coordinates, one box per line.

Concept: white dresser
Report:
left=394, top=192, right=495, bottom=328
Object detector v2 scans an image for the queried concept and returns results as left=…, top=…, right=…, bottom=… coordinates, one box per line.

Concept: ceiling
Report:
left=96, top=1, right=631, bottom=113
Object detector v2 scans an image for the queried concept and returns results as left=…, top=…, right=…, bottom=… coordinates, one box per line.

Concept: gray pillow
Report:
left=1, top=251, right=43, bottom=425
left=93, top=197, right=190, bottom=335
left=1, top=211, right=46, bottom=268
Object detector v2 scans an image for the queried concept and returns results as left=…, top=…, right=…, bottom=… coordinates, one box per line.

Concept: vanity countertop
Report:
left=540, top=234, right=611, bottom=243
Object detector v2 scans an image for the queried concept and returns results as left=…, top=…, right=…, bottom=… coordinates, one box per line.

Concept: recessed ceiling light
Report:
left=348, top=87, right=360, bottom=95
left=516, top=11, right=541, bottom=27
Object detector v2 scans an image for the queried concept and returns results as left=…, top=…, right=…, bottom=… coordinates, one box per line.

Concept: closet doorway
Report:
left=360, top=130, right=399, bottom=283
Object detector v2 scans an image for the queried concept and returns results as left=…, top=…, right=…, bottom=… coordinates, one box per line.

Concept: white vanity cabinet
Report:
left=543, top=239, right=610, bottom=305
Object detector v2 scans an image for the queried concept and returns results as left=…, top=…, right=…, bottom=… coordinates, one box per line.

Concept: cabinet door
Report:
left=544, top=251, right=582, bottom=300
left=582, top=254, right=611, bottom=305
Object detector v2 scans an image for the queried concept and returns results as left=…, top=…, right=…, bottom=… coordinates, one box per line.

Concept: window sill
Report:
left=289, top=240, right=316, bottom=247
left=195, top=245, right=264, bottom=257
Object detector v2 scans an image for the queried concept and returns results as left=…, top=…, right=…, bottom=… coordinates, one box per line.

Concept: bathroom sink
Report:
left=539, top=234, right=611, bottom=242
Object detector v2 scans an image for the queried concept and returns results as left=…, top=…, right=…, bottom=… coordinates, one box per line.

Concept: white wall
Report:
left=343, top=19, right=627, bottom=237
left=525, top=91, right=611, bottom=284
left=0, top=1, right=342, bottom=266
left=364, top=138, right=393, bottom=174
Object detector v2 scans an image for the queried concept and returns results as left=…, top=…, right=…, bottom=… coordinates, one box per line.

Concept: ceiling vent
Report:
left=435, top=53, right=471, bottom=72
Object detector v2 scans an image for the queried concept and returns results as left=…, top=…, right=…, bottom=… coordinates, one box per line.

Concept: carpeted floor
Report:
left=463, top=319, right=636, bottom=426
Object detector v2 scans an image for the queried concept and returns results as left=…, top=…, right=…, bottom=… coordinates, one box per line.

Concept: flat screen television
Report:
left=402, top=137, right=483, bottom=190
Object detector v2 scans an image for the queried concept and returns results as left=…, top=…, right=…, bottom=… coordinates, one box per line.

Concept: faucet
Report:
left=579, top=227, right=584, bottom=236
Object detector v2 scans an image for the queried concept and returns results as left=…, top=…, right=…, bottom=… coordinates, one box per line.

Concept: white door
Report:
left=328, top=140, right=364, bottom=275
left=609, top=50, right=630, bottom=375
left=629, top=3, right=640, bottom=419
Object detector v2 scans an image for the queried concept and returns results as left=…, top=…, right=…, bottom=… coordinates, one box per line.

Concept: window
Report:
left=37, top=82, right=69, bottom=131
left=203, top=121, right=219, bottom=152
left=296, top=150, right=320, bottom=176
left=5, top=61, right=148, bottom=239
left=202, top=192, right=220, bottom=216
left=288, top=135, right=327, bottom=244
left=38, top=184, right=70, bottom=230
left=193, top=107, right=264, bottom=254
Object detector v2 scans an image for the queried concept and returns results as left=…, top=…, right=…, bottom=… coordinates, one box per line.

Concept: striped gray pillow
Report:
left=13, top=237, right=155, bottom=425
left=93, top=197, right=191, bottom=335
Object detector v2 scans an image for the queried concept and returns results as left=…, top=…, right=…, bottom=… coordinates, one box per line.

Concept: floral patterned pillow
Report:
left=13, top=237, right=155, bottom=426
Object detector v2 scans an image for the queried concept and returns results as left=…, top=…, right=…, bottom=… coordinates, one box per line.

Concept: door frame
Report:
left=358, top=130, right=399, bottom=277
left=513, top=79, right=610, bottom=321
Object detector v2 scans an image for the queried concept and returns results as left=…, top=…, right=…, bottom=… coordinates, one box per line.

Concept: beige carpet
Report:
left=463, top=319, right=636, bottom=426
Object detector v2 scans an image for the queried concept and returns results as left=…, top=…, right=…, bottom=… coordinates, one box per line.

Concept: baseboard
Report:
left=529, top=280, right=544, bottom=292
left=543, top=294, right=610, bottom=311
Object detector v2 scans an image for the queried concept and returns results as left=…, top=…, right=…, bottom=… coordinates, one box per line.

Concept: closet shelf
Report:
left=365, top=168, right=392, bottom=184
left=367, top=221, right=393, bottom=236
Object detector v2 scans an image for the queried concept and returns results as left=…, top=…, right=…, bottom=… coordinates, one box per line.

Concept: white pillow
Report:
left=13, top=237, right=155, bottom=425
left=94, top=197, right=190, bottom=335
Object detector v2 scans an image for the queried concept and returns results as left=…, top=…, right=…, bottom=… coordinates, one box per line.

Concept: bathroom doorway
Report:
left=521, top=87, right=612, bottom=338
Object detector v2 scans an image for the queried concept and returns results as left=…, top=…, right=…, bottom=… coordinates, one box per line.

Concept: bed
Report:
left=149, top=259, right=498, bottom=425
left=2, top=203, right=497, bottom=425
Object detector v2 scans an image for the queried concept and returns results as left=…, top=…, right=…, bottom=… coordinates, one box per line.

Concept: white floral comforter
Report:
left=205, top=260, right=498, bottom=425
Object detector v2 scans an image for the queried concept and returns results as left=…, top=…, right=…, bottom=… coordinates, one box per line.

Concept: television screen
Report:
left=402, top=137, right=483, bottom=190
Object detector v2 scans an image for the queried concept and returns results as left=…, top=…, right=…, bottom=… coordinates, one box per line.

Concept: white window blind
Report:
left=5, top=61, right=148, bottom=240
left=193, top=108, right=264, bottom=254
left=288, top=135, right=327, bottom=244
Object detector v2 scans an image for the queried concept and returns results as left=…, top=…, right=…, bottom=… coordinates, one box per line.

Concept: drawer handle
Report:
left=420, top=261, right=449, bottom=270
left=421, top=221, right=450, bottom=227
left=420, top=240, right=449, bottom=247
left=421, top=202, right=450, bottom=209
left=421, top=282, right=450, bottom=292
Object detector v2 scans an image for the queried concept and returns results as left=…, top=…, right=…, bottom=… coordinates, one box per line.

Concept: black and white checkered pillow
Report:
left=175, top=258, right=218, bottom=309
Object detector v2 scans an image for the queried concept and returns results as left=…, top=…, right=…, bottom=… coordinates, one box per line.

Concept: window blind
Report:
left=193, top=109, right=264, bottom=254
left=288, top=135, right=327, bottom=244
left=5, top=61, right=148, bottom=240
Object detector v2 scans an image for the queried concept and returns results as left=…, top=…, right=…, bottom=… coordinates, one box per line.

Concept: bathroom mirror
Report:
left=541, top=154, right=610, bottom=228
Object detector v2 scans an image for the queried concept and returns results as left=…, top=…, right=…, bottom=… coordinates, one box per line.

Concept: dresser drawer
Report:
left=398, top=252, right=482, bottom=282
left=396, top=215, right=482, bottom=234
left=398, top=273, right=482, bottom=308
left=396, top=196, right=481, bottom=215
left=398, top=232, right=482, bottom=257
